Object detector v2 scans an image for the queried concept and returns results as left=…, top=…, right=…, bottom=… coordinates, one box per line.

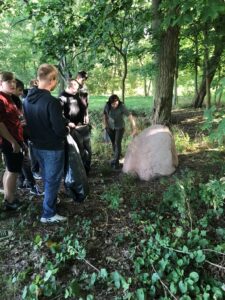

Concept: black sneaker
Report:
left=4, top=199, right=22, bottom=211
left=30, top=185, right=44, bottom=196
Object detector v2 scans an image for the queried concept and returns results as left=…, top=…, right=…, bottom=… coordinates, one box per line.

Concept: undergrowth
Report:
left=0, top=108, right=225, bottom=299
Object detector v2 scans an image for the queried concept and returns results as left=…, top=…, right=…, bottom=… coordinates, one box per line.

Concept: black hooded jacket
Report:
left=23, top=87, right=68, bottom=150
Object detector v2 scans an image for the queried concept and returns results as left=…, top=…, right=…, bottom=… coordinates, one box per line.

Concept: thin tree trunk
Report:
left=193, top=16, right=225, bottom=108
left=173, top=41, right=179, bottom=106
left=194, top=32, right=199, bottom=98
left=204, top=26, right=211, bottom=108
left=121, top=53, right=127, bottom=103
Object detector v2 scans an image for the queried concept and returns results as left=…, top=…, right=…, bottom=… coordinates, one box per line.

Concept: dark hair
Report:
left=106, top=94, right=121, bottom=110
left=0, top=71, right=15, bottom=82
left=77, top=70, right=88, bottom=80
left=108, top=94, right=120, bottom=104
left=15, top=78, right=24, bottom=91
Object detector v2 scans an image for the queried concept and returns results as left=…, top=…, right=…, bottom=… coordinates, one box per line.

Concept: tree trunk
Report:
left=151, top=0, right=179, bottom=124
left=193, top=16, right=225, bottom=108
left=194, top=32, right=199, bottom=98
left=121, top=53, right=127, bottom=103
left=193, top=44, right=224, bottom=108
left=173, top=42, right=179, bottom=106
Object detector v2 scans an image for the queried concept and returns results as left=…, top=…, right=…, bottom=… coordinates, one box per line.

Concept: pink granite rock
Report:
left=122, top=125, right=178, bottom=181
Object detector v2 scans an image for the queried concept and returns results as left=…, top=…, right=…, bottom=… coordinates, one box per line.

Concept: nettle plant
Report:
left=199, top=178, right=225, bottom=215
left=202, top=106, right=225, bottom=146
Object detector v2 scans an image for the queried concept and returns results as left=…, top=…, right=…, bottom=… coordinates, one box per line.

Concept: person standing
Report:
left=23, top=64, right=69, bottom=223
left=60, top=71, right=91, bottom=174
left=103, top=94, right=137, bottom=169
left=12, top=79, right=42, bottom=196
left=0, top=72, right=24, bottom=210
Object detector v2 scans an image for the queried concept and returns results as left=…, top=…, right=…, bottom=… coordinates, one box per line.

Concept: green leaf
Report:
left=136, top=288, right=145, bottom=300
left=44, top=270, right=52, bottom=282
left=174, top=226, right=184, bottom=237
left=170, top=281, right=177, bottom=294
left=151, top=272, right=160, bottom=283
left=90, top=272, right=97, bottom=287
left=179, top=280, right=188, bottom=294
left=99, top=268, right=108, bottom=279
left=111, top=271, right=121, bottom=289
left=189, top=272, right=199, bottom=283
left=29, top=283, right=38, bottom=295
left=195, top=250, right=206, bottom=263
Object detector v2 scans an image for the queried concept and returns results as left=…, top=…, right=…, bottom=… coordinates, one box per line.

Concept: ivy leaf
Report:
left=151, top=272, right=160, bottom=283
left=179, top=280, right=187, bottom=294
left=189, top=272, right=199, bottom=283
left=174, top=226, right=184, bottom=238
left=90, top=272, right=97, bottom=287
left=44, top=270, right=52, bottom=282
left=170, top=281, right=177, bottom=294
left=111, top=271, right=121, bottom=289
left=99, top=268, right=108, bottom=280
left=136, top=288, right=145, bottom=300
left=195, top=250, right=206, bottom=263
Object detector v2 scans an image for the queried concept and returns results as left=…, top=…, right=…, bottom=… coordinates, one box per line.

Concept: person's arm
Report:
left=84, top=109, right=89, bottom=124
left=49, top=100, right=70, bottom=137
left=103, top=113, right=109, bottom=129
left=103, top=104, right=109, bottom=129
left=0, top=122, right=21, bottom=153
left=128, top=114, right=137, bottom=137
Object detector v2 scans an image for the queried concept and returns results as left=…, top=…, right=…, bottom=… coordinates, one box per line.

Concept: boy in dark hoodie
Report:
left=23, top=64, right=69, bottom=223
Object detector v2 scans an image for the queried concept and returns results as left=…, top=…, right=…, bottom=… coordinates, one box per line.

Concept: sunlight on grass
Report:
left=173, top=126, right=198, bottom=154
left=89, top=95, right=153, bottom=112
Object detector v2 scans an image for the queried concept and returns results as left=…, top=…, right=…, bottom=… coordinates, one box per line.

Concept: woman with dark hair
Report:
left=103, top=94, right=137, bottom=169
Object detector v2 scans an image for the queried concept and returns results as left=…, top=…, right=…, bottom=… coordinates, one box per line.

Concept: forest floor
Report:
left=0, top=108, right=225, bottom=300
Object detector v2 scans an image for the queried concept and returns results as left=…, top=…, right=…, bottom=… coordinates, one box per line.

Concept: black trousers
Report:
left=106, top=128, right=124, bottom=165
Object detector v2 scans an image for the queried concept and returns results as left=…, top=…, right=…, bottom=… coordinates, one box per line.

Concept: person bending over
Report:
left=103, top=94, right=137, bottom=169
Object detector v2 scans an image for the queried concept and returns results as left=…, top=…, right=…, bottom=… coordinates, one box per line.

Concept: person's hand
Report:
left=68, top=122, right=76, bottom=128
left=11, top=141, right=21, bottom=153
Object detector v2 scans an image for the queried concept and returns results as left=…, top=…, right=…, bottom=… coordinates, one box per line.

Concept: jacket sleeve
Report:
left=48, top=99, right=68, bottom=138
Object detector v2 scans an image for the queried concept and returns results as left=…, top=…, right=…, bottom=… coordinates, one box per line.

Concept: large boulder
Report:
left=122, top=125, right=178, bottom=181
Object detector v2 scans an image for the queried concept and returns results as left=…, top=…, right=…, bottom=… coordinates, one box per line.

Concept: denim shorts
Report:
left=1, top=140, right=23, bottom=173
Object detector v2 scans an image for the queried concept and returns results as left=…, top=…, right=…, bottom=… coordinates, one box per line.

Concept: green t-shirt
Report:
left=104, top=102, right=130, bottom=129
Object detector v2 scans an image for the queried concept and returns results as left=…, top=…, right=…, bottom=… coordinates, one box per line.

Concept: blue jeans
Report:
left=33, top=148, right=64, bottom=218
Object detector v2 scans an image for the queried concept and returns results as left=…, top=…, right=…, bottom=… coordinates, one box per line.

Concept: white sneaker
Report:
left=40, top=214, right=67, bottom=223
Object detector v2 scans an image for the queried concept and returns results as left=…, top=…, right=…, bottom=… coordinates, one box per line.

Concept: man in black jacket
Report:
left=60, top=71, right=91, bottom=174
left=23, top=64, right=69, bottom=223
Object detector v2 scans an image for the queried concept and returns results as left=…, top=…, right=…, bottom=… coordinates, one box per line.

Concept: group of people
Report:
left=0, top=63, right=136, bottom=228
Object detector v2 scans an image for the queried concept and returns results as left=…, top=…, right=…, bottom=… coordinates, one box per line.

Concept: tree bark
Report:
left=193, top=16, right=225, bottom=108
left=151, top=0, right=180, bottom=124
left=194, top=32, right=199, bottom=98
left=193, top=43, right=224, bottom=108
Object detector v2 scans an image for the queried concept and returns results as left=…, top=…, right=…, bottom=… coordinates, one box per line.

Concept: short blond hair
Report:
left=37, top=64, right=58, bottom=81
